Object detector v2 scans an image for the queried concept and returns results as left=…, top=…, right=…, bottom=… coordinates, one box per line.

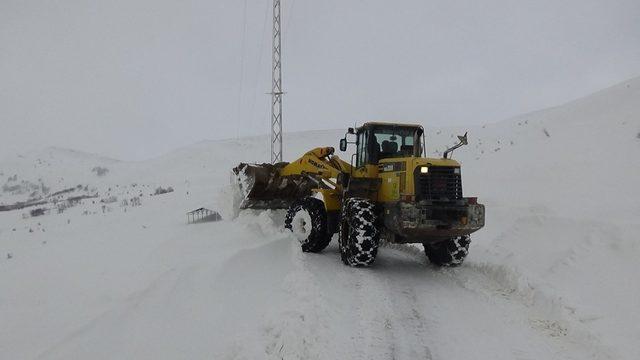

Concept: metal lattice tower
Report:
left=270, top=0, right=283, bottom=164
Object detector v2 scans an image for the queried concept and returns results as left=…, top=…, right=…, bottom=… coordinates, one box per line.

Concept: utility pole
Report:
left=270, top=0, right=283, bottom=163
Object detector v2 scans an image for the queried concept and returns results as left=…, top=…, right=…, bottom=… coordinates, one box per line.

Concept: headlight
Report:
left=420, top=166, right=429, bottom=174
left=454, top=168, right=461, bottom=174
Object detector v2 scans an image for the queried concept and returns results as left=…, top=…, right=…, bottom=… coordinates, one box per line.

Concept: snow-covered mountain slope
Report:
left=1, top=77, right=639, bottom=360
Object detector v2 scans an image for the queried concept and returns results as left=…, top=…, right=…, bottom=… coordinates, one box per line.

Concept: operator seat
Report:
left=381, top=140, right=398, bottom=158
left=400, top=145, right=414, bottom=156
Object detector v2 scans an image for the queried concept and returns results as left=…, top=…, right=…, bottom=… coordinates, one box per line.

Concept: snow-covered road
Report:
left=7, top=208, right=624, bottom=360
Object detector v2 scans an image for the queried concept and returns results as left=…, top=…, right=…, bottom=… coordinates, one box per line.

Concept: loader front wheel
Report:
left=285, top=197, right=331, bottom=253
left=423, top=235, right=470, bottom=267
left=339, top=198, right=380, bottom=267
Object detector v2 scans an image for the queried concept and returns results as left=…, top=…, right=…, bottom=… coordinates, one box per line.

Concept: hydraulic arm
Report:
left=232, top=147, right=350, bottom=209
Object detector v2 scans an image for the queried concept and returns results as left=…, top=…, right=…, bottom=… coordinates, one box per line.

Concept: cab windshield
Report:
left=357, top=125, right=423, bottom=166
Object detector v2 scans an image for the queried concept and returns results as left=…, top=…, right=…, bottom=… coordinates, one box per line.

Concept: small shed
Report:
left=187, top=208, right=222, bottom=224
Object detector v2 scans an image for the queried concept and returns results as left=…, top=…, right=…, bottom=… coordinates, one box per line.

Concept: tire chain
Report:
left=424, top=235, right=471, bottom=267
left=340, top=198, right=380, bottom=266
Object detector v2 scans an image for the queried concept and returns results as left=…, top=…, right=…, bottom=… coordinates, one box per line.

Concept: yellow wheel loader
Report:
left=232, top=122, right=485, bottom=267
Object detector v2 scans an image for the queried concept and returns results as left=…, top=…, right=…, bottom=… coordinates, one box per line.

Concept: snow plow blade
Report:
left=232, top=163, right=314, bottom=210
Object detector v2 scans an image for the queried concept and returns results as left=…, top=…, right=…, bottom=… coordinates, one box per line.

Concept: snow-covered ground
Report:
left=1, top=77, right=639, bottom=359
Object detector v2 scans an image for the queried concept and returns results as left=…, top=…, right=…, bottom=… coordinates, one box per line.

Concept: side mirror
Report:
left=347, top=127, right=355, bottom=134
left=339, top=138, right=348, bottom=151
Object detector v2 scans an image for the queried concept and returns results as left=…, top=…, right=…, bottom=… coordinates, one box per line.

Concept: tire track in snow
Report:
left=258, top=239, right=433, bottom=360
left=342, top=243, right=434, bottom=360
left=353, top=269, right=433, bottom=360
left=351, top=271, right=396, bottom=359
left=226, top=226, right=614, bottom=360
left=371, top=243, right=616, bottom=360
left=383, top=241, right=612, bottom=355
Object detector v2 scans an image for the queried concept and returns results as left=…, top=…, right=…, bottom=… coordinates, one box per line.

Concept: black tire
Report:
left=284, top=197, right=331, bottom=253
left=339, top=198, right=380, bottom=267
left=423, top=235, right=470, bottom=267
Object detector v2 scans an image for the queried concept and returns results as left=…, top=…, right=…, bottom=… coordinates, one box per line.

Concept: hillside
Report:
left=1, top=77, right=639, bottom=359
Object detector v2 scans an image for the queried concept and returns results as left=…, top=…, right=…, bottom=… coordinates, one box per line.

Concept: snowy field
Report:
left=1, top=77, right=639, bottom=359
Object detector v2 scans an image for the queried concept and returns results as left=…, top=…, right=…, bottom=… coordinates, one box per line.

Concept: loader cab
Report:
left=355, top=123, right=424, bottom=167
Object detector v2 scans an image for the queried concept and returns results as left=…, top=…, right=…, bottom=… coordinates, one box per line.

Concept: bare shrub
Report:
left=91, top=166, right=109, bottom=177
left=30, top=208, right=46, bottom=217
left=153, top=186, right=174, bottom=195
left=130, top=197, right=141, bottom=207
left=101, top=196, right=118, bottom=204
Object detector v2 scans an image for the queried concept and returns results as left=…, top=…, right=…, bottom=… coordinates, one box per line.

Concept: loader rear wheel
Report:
left=285, top=197, right=331, bottom=253
left=423, top=235, right=470, bottom=267
left=339, top=198, right=380, bottom=267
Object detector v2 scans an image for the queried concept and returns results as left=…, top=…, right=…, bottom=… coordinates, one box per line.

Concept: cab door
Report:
left=348, top=129, right=380, bottom=199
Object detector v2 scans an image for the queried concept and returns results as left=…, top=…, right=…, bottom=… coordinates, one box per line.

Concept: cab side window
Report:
left=357, top=130, right=368, bottom=167
left=399, top=135, right=414, bottom=156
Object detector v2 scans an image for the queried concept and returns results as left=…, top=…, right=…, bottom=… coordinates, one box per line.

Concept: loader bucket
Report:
left=232, top=163, right=314, bottom=209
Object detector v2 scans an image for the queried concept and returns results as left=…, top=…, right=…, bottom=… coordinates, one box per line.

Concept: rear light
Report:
left=467, top=197, right=477, bottom=204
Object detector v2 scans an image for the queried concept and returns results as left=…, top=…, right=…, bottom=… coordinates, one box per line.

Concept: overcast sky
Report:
left=2, top=0, right=640, bottom=160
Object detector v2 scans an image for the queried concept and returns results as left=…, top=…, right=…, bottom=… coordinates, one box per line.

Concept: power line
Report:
left=248, top=0, right=271, bottom=132
left=236, top=0, right=249, bottom=139
left=284, top=0, right=296, bottom=31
